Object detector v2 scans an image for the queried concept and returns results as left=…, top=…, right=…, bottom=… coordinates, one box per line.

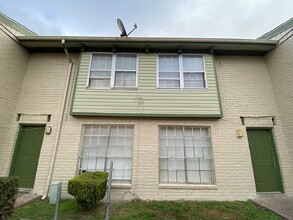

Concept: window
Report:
left=182, top=55, right=205, bottom=88
left=115, top=54, right=137, bottom=87
left=159, top=126, right=214, bottom=184
left=89, top=54, right=112, bottom=88
left=88, top=53, right=137, bottom=88
left=158, top=55, right=180, bottom=88
left=79, top=125, right=134, bottom=182
left=158, top=55, right=206, bottom=89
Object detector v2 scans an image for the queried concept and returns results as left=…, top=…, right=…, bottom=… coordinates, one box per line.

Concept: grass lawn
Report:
left=9, top=199, right=280, bottom=220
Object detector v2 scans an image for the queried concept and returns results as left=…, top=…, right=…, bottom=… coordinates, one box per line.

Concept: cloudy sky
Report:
left=1, top=0, right=292, bottom=38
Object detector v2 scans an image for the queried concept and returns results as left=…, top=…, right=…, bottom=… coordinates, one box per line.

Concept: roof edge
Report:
left=258, top=17, right=293, bottom=40
left=16, top=36, right=278, bottom=55
left=0, top=12, right=37, bottom=36
left=17, top=36, right=278, bottom=44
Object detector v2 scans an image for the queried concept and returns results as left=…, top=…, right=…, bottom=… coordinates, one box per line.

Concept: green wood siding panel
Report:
left=71, top=52, right=222, bottom=117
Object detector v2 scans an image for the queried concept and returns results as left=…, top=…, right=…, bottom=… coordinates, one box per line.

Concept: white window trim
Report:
left=87, top=52, right=138, bottom=89
left=158, top=126, right=215, bottom=185
left=156, top=54, right=208, bottom=89
left=77, top=124, right=135, bottom=183
left=113, top=53, right=139, bottom=89
left=179, top=55, right=184, bottom=89
left=86, top=53, right=94, bottom=88
left=110, top=53, right=116, bottom=88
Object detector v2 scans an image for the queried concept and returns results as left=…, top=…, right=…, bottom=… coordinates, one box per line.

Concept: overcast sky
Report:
left=1, top=0, right=292, bottom=39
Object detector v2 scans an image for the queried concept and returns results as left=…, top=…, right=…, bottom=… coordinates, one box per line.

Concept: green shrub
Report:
left=0, top=176, right=18, bottom=220
left=68, top=171, right=108, bottom=209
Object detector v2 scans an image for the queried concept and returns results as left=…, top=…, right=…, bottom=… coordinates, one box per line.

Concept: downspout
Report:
left=42, top=39, right=74, bottom=199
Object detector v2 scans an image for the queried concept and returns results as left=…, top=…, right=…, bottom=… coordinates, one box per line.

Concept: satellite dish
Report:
left=117, top=18, right=137, bottom=37
left=117, top=19, right=127, bottom=37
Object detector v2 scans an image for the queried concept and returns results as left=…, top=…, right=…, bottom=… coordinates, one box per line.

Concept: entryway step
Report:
left=251, top=194, right=293, bottom=220
left=15, top=192, right=42, bottom=208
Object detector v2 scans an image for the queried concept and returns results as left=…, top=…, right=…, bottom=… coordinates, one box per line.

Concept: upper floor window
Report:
left=88, top=53, right=137, bottom=89
left=158, top=55, right=206, bottom=89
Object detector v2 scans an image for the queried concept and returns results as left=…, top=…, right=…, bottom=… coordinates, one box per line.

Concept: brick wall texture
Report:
left=0, top=28, right=29, bottom=171
left=0, top=36, right=292, bottom=201
left=265, top=35, right=293, bottom=194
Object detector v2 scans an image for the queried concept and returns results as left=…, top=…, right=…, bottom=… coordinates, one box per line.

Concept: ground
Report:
left=9, top=199, right=281, bottom=220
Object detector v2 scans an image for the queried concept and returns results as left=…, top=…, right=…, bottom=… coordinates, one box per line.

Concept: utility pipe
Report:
left=43, top=39, right=74, bottom=198
left=61, top=39, right=73, bottom=63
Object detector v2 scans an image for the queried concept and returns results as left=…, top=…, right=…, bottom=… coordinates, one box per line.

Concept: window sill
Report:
left=159, top=184, right=217, bottom=190
left=156, top=88, right=208, bottom=92
left=86, top=87, right=137, bottom=90
left=111, top=183, right=132, bottom=189
left=112, top=87, right=138, bottom=90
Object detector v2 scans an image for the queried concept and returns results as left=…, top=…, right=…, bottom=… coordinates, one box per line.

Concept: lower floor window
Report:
left=79, top=125, right=133, bottom=182
left=159, top=126, right=214, bottom=184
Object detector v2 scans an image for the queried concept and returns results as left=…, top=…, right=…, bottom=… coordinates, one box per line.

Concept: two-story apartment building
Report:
left=0, top=12, right=292, bottom=201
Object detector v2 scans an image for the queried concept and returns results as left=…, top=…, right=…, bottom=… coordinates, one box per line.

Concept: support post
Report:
left=105, top=161, right=113, bottom=220
left=54, top=182, right=62, bottom=220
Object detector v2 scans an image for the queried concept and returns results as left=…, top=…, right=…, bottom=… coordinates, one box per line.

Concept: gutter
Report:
left=42, top=39, right=74, bottom=199
left=17, top=36, right=278, bottom=45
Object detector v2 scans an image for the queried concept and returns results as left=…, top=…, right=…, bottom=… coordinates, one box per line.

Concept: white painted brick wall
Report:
left=0, top=28, right=29, bottom=173
left=265, top=35, right=293, bottom=194
left=0, top=53, right=78, bottom=196
left=52, top=55, right=290, bottom=200
left=216, top=56, right=292, bottom=195
left=1, top=52, right=292, bottom=201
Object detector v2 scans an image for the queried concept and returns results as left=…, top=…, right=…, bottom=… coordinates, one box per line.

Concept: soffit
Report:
left=17, top=36, right=277, bottom=55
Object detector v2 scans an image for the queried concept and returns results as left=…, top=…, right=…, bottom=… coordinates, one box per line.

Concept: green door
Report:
left=247, top=129, right=283, bottom=192
left=10, top=125, right=45, bottom=188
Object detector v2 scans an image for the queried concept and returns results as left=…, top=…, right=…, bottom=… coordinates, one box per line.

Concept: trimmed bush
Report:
left=68, top=171, right=108, bottom=209
left=0, top=176, right=18, bottom=220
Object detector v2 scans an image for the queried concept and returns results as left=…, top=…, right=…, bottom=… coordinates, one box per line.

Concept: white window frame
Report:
left=87, top=53, right=138, bottom=89
left=156, top=54, right=207, bottom=89
left=78, top=124, right=134, bottom=183
left=158, top=126, right=214, bottom=184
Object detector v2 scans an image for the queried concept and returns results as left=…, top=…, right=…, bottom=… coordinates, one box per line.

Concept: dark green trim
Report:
left=268, top=129, right=284, bottom=193
left=70, top=112, right=222, bottom=118
left=258, top=17, right=293, bottom=40
left=0, top=13, right=37, bottom=36
left=69, top=52, right=82, bottom=116
left=9, top=125, right=22, bottom=177
left=211, top=53, right=223, bottom=118
left=246, top=128, right=284, bottom=193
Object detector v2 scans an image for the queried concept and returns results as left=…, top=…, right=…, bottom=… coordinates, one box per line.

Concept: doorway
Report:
left=247, top=129, right=283, bottom=192
left=9, top=125, right=45, bottom=188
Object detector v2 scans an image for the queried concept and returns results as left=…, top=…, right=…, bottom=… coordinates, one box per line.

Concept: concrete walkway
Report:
left=251, top=193, right=293, bottom=220
left=15, top=192, right=42, bottom=208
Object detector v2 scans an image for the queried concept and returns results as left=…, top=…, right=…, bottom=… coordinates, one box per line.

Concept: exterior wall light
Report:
left=236, top=129, right=244, bottom=138
left=45, top=126, right=52, bottom=135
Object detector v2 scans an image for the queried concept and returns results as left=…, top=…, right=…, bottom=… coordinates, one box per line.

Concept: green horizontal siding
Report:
left=71, top=52, right=222, bottom=117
